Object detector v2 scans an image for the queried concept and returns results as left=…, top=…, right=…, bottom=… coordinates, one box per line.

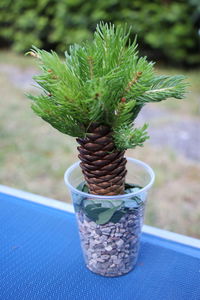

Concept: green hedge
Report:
left=0, top=0, right=199, bottom=65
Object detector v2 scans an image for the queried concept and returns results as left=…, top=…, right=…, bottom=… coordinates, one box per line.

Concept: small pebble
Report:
left=101, top=255, right=110, bottom=260
left=77, top=205, right=144, bottom=276
left=116, top=239, right=124, bottom=248
left=119, top=252, right=124, bottom=259
left=92, top=253, right=98, bottom=259
left=101, top=227, right=111, bottom=233
left=95, top=229, right=102, bottom=235
left=105, top=245, right=112, bottom=251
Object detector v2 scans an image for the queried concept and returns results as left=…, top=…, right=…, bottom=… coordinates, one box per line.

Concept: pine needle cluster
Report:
left=28, top=23, right=187, bottom=151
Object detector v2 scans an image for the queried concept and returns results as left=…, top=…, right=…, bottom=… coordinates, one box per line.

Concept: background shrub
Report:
left=0, top=0, right=199, bottom=66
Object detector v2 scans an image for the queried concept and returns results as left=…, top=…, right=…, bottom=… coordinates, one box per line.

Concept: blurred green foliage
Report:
left=0, top=0, right=199, bottom=66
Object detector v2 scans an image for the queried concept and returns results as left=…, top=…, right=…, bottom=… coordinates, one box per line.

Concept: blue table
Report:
left=0, top=190, right=200, bottom=300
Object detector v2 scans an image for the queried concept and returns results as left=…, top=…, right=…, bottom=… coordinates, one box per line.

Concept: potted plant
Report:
left=28, top=23, right=186, bottom=277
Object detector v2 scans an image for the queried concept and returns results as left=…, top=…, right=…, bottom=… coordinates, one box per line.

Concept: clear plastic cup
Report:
left=64, top=157, right=155, bottom=277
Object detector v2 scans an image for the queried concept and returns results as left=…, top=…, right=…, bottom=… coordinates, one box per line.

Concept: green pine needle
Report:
left=113, top=124, right=149, bottom=150
left=27, top=22, right=187, bottom=151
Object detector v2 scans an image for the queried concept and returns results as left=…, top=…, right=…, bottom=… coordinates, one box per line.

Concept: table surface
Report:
left=0, top=191, right=200, bottom=300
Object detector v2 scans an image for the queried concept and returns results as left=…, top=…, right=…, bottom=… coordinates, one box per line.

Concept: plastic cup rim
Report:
left=64, top=157, right=155, bottom=199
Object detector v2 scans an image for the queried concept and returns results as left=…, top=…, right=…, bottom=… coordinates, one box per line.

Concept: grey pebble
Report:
left=101, top=255, right=110, bottom=260
left=105, top=245, right=112, bottom=251
left=116, top=239, right=124, bottom=248
left=110, top=249, right=117, bottom=255
left=77, top=206, right=144, bottom=277
left=118, top=252, right=125, bottom=259
left=95, top=229, right=102, bottom=235
left=101, top=227, right=111, bottom=233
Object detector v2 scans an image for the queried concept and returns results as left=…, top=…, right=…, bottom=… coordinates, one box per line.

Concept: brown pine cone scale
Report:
left=77, top=123, right=127, bottom=195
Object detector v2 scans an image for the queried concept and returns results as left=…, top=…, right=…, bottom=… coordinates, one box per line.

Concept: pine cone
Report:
left=77, top=123, right=127, bottom=195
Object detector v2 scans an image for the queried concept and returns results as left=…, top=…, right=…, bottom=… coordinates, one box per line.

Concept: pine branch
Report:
left=113, top=124, right=149, bottom=150
left=135, top=75, right=187, bottom=103
left=29, top=94, right=85, bottom=137
left=113, top=100, right=136, bottom=129
left=125, top=72, right=142, bottom=93
left=87, top=56, right=94, bottom=79
left=27, top=23, right=187, bottom=150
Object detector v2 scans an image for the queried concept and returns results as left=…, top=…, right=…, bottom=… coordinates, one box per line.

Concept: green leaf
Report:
left=110, top=210, right=126, bottom=223
left=124, top=182, right=144, bottom=207
left=96, top=203, right=122, bottom=225
left=124, top=198, right=141, bottom=208
left=84, top=206, right=108, bottom=222
left=124, top=183, right=142, bottom=190
left=76, top=181, right=144, bottom=223
left=84, top=203, right=101, bottom=210
left=76, top=182, right=85, bottom=191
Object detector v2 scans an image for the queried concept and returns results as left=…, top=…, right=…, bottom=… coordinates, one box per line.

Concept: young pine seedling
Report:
left=28, top=23, right=187, bottom=196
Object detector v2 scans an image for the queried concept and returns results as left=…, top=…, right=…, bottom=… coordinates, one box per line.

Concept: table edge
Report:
left=1, top=184, right=200, bottom=249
